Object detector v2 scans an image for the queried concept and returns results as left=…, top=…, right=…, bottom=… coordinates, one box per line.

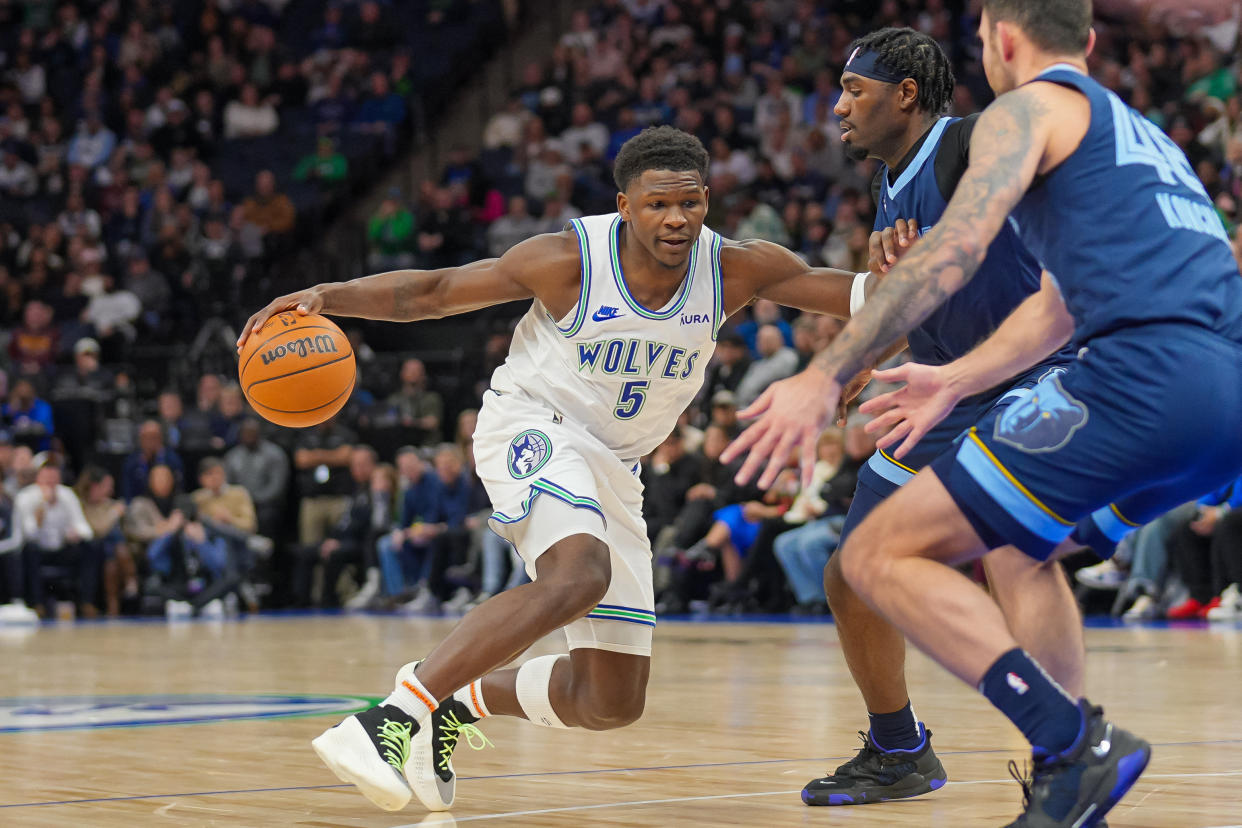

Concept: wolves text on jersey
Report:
left=576, top=338, right=701, bottom=380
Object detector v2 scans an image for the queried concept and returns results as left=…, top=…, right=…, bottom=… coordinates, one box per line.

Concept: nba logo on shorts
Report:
left=508, top=430, right=552, bottom=479
left=994, top=375, right=1088, bottom=454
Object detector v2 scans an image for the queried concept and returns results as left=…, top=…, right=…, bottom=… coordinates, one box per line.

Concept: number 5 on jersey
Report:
left=615, top=380, right=649, bottom=420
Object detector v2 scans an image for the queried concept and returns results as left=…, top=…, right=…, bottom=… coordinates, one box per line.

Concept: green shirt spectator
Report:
left=367, top=189, right=417, bottom=270
left=293, top=138, right=348, bottom=186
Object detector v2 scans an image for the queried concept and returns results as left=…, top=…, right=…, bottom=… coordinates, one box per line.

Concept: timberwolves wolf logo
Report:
left=507, top=430, right=551, bottom=479
left=994, top=375, right=1088, bottom=453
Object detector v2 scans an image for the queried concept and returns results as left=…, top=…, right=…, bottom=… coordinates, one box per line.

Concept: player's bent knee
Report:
left=823, top=550, right=848, bottom=603
left=575, top=686, right=646, bottom=730
left=839, top=527, right=889, bottom=599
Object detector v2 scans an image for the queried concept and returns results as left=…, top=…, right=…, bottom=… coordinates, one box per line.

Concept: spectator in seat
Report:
left=83, top=276, right=142, bottom=357
left=13, top=462, right=99, bottom=617
left=559, top=102, right=609, bottom=164
left=350, top=1, right=398, bottom=52
left=121, top=419, right=185, bottom=501
left=140, top=471, right=243, bottom=619
left=74, top=466, right=135, bottom=617
left=241, top=169, right=296, bottom=241
left=293, top=136, right=348, bottom=191
left=3, top=378, right=55, bottom=452
left=379, top=447, right=443, bottom=606
left=53, top=337, right=113, bottom=401
left=386, top=358, right=443, bottom=444
left=291, top=446, right=378, bottom=607
left=487, top=195, right=539, bottom=257
left=483, top=96, right=531, bottom=150
left=191, top=456, right=257, bottom=540
left=736, top=298, right=793, bottom=355
left=8, top=301, right=60, bottom=378
left=0, top=480, right=37, bottom=622
left=735, top=323, right=800, bottom=407
left=224, top=417, right=289, bottom=540
left=354, top=72, right=406, bottom=155
left=701, top=332, right=751, bottom=404
left=366, top=189, right=416, bottom=270
left=66, top=112, right=116, bottom=169
left=223, top=83, right=279, bottom=140
left=293, top=415, right=356, bottom=546
left=0, top=147, right=37, bottom=199
left=416, top=186, right=473, bottom=268
left=124, top=250, right=172, bottom=331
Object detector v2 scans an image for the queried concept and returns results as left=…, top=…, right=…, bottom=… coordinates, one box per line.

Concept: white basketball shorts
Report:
left=473, top=388, right=655, bottom=656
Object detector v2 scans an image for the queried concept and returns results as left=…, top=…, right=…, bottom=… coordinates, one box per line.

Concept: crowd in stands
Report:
left=0, top=1, right=1240, bottom=623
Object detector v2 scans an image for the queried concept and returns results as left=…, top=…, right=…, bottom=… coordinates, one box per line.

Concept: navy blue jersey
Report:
left=1011, top=66, right=1242, bottom=345
left=875, top=117, right=1061, bottom=372
left=872, top=116, right=1070, bottom=453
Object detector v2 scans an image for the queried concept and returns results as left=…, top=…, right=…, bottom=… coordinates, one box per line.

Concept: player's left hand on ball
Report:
left=237, top=287, right=327, bottom=349
left=858, top=362, right=960, bottom=460
left=721, top=369, right=840, bottom=491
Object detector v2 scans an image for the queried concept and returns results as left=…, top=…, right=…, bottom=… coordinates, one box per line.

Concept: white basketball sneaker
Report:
left=311, top=701, right=416, bottom=811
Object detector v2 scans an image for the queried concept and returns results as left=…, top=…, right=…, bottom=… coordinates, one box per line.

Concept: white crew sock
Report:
left=382, top=662, right=438, bottom=725
left=452, top=679, right=491, bottom=720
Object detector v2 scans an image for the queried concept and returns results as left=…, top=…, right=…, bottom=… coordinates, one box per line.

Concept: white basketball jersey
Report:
left=489, top=213, right=724, bottom=460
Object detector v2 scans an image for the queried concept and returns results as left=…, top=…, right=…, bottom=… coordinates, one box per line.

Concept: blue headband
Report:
left=844, top=47, right=907, bottom=84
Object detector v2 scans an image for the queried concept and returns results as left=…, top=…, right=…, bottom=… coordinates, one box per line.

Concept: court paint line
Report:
left=3, top=744, right=1241, bottom=810
left=403, top=770, right=1242, bottom=825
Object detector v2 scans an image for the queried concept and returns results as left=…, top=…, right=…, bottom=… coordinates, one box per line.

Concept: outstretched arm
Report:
left=721, top=86, right=1057, bottom=489
left=809, top=85, right=1054, bottom=384
left=723, top=238, right=854, bottom=319
left=932, top=271, right=1073, bottom=397
left=238, top=232, right=578, bottom=346
left=728, top=220, right=921, bottom=319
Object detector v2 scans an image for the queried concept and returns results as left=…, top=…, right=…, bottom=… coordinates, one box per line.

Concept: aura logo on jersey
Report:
left=994, top=375, right=1088, bottom=453
left=508, top=430, right=552, bottom=479
left=259, top=334, right=339, bottom=365
left=0, top=693, right=373, bottom=732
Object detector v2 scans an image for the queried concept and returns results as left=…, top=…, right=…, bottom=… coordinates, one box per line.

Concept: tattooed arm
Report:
left=721, top=86, right=1061, bottom=488
left=238, top=233, right=578, bottom=345
left=810, top=85, right=1055, bottom=384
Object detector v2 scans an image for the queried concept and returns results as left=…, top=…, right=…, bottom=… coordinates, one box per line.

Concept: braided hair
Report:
left=846, top=27, right=955, bottom=115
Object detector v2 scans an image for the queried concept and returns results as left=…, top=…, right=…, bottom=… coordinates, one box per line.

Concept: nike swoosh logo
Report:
left=592, top=310, right=624, bottom=321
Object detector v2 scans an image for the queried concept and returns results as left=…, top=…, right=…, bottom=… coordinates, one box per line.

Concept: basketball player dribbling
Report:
left=238, top=126, right=896, bottom=813
left=725, top=1, right=1242, bottom=825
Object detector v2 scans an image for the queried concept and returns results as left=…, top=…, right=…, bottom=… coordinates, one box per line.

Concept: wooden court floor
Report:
left=1, top=614, right=1240, bottom=827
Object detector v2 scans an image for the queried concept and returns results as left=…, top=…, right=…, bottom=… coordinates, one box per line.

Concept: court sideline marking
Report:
left=2, top=740, right=1240, bottom=810
left=399, top=772, right=1242, bottom=825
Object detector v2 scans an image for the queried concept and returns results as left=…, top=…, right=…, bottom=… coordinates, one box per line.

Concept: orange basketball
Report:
left=238, top=311, right=356, bottom=428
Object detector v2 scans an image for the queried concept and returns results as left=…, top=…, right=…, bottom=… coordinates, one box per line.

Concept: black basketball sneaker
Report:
left=400, top=662, right=493, bottom=812
left=1003, top=703, right=1149, bottom=827
left=802, top=724, right=947, bottom=806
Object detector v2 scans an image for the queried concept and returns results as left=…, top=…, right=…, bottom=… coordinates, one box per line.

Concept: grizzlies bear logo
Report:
left=994, top=375, right=1088, bottom=453
left=507, top=430, right=552, bottom=479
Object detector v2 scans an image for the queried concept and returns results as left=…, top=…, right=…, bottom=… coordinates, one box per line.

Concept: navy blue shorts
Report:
left=931, top=325, right=1242, bottom=560
left=839, top=377, right=1043, bottom=546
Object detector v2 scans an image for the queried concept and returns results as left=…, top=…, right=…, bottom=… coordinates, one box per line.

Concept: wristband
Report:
left=850, top=272, right=870, bottom=316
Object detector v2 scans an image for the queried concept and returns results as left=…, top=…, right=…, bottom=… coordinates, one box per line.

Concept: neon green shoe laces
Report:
left=377, top=718, right=413, bottom=772
left=437, top=710, right=494, bottom=773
